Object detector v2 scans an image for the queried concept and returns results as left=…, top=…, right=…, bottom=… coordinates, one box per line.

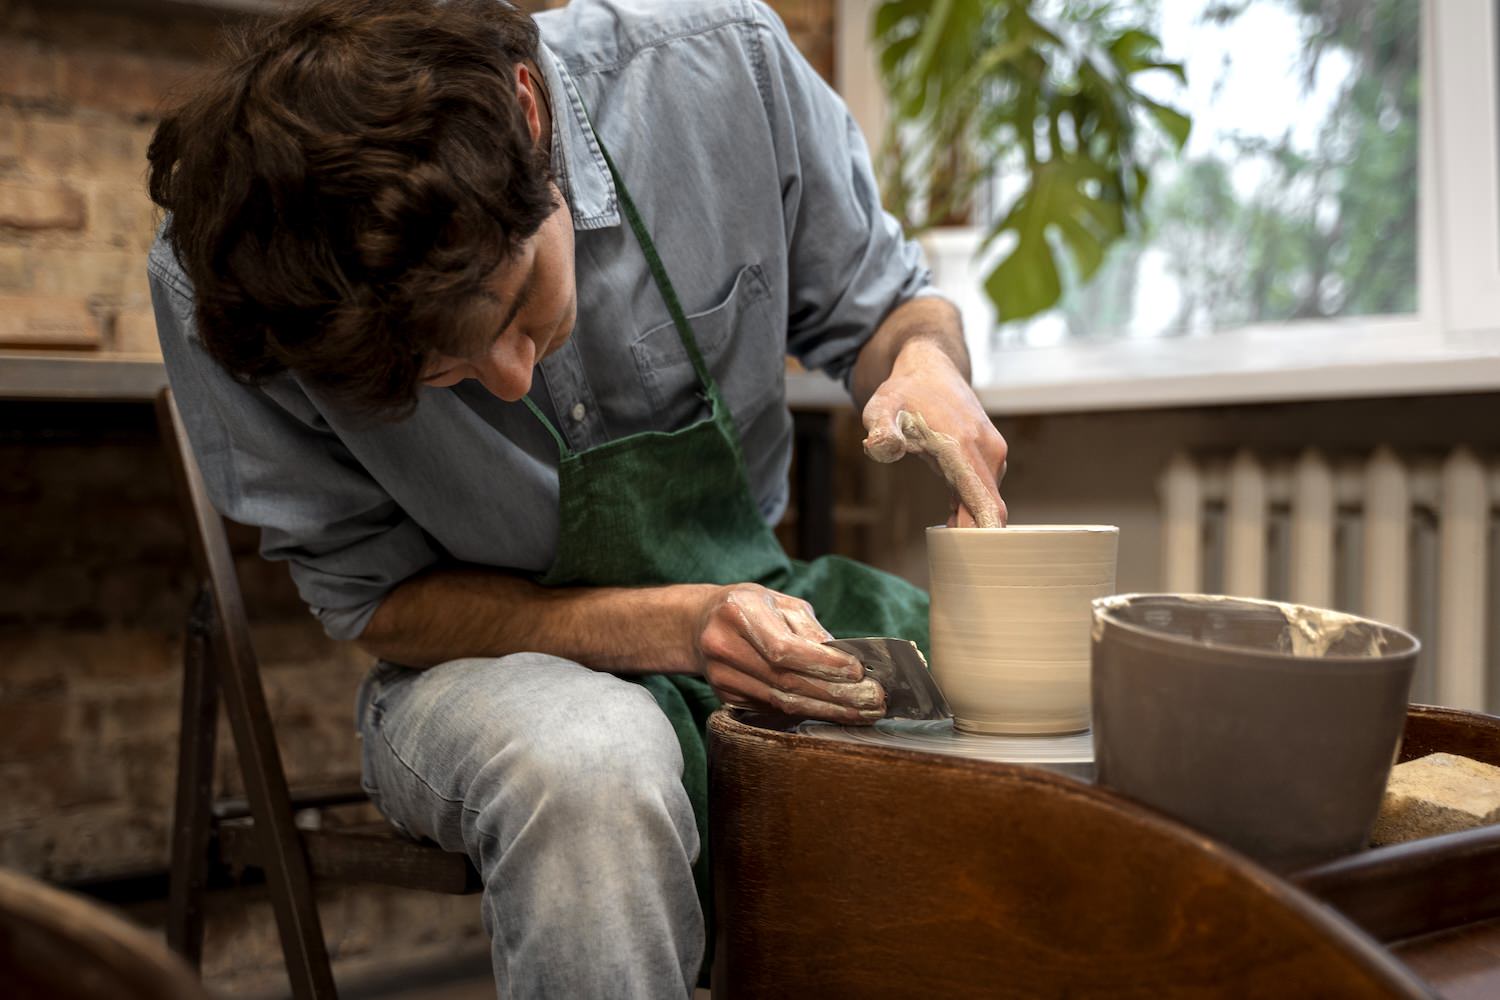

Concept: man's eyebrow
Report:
left=421, top=258, right=537, bottom=382
left=487, top=258, right=538, bottom=340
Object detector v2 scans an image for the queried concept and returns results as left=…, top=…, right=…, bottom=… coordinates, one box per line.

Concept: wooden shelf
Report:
left=0, top=353, right=168, bottom=402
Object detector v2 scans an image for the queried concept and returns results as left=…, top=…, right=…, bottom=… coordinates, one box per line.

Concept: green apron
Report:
left=522, top=141, right=930, bottom=972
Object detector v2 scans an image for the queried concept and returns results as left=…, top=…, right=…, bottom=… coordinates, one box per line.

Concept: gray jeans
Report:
left=355, top=654, right=703, bottom=998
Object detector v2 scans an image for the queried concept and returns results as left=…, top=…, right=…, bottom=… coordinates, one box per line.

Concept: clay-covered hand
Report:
left=861, top=342, right=1008, bottom=528
left=693, top=584, right=886, bottom=724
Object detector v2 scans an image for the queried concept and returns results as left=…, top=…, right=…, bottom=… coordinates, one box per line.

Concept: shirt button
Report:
left=570, top=402, right=587, bottom=422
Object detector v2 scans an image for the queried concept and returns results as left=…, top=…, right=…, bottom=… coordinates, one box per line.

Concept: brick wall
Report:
left=0, top=0, right=837, bottom=992
left=0, top=0, right=833, bottom=358
left=0, top=0, right=213, bottom=354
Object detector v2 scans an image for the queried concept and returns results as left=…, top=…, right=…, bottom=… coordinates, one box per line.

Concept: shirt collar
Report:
left=537, top=43, right=621, bottom=232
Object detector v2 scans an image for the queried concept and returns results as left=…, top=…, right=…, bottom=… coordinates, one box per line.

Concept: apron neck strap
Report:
left=522, top=129, right=715, bottom=456
left=595, top=141, right=714, bottom=391
left=522, top=394, right=571, bottom=456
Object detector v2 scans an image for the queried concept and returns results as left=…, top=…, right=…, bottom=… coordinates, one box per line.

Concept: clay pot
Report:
left=1091, top=594, right=1420, bottom=871
left=927, top=525, right=1119, bottom=735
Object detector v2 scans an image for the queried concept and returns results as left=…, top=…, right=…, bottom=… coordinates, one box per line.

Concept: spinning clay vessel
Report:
left=927, top=525, right=1119, bottom=735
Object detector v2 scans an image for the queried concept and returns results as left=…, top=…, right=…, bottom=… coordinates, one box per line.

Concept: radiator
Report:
left=1159, top=449, right=1500, bottom=711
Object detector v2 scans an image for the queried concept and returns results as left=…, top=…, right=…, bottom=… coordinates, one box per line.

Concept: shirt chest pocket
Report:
left=631, top=264, right=781, bottom=433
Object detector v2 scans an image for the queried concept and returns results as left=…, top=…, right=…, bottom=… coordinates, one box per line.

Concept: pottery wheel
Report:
left=796, top=719, right=1095, bottom=780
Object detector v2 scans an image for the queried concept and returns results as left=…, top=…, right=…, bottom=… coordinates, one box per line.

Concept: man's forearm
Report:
left=356, top=566, right=715, bottom=672
left=849, top=295, right=970, bottom=411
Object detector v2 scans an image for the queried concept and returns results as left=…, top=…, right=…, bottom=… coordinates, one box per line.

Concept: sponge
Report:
left=1370, top=752, right=1500, bottom=846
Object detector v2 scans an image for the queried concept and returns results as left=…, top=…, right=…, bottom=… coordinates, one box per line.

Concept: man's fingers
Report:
left=778, top=597, right=834, bottom=644
left=727, top=591, right=861, bottom=681
left=709, top=605, right=865, bottom=697
left=708, top=663, right=881, bottom=723
left=861, top=396, right=909, bottom=464
left=702, top=589, right=885, bottom=718
left=703, top=651, right=884, bottom=719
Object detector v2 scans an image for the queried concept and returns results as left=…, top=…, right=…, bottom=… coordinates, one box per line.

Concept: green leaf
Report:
left=872, top=1, right=916, bottom=41
left=1152, top=60, right=1189, bottom=85
left=880, top=35, right=919, bottom=90
left=986, top=233, right=1062, bottom=322
left=950, top=34, right=1031, bottom=98
left=1107, top=28, right=1184, bottom=81
left=1055, top=213, right=1106, bottom=281
left=1108, top=29, right=1157, bottom=66
left=1141, top=97, right=1192, bottom=148
left=980, top=159, right=1132, bottom=319
left=984, top=164, right=1066, bottom=319
left=873, top=0, right=1193, bottom=317
left=900, top=0, right=957, bottom=117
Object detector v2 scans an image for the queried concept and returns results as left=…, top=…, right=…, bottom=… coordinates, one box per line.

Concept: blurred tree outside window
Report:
left=985, top=0, right=1420, bottom=351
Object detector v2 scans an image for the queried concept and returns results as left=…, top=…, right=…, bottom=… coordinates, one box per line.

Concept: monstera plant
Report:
left=874, top=0, right=1192, bottom=322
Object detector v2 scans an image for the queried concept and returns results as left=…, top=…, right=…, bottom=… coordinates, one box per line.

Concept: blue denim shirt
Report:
left=148, top=0, right=933, bottom=640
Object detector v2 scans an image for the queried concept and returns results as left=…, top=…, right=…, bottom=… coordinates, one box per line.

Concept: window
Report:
left=990, top=0, right=1420, bottom=350
left=832, top=0, right=1500, bottom=408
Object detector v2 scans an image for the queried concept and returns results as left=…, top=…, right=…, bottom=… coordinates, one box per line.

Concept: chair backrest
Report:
left=154, top=388, right=260, bottom=672
left=154, top=386, right=339, bottom=997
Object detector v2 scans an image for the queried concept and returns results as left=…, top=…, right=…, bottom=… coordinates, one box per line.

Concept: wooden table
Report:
left=708, top=705, right=1500, bottom=999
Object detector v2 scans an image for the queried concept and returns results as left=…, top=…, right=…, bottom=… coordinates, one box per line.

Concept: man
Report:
left=147, top=0, right=1007, bottom=995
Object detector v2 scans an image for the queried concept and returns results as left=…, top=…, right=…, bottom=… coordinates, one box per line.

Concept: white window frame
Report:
left=823, top=0, right=1500, bottom=415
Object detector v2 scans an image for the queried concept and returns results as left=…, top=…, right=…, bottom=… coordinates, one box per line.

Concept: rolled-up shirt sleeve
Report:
left=148, top=263, right=440, bottom=640
left=752, top=2, right=933, bottom=387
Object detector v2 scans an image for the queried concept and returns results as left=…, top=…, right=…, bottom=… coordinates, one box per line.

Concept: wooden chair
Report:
left=0, top=866, right=208, bottom=1000
left=155, top=388, right=480, bottom=1000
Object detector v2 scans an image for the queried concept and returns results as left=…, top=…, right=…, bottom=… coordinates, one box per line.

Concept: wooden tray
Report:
left=1291, top=705, right=1500, bottom=999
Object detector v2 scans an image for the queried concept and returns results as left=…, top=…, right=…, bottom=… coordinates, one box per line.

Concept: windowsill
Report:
left=788, top=324, right=1500, bottom=415
left=0, top=352, right=169, bottom=402
left=6, top=331, right=1497, bottom=413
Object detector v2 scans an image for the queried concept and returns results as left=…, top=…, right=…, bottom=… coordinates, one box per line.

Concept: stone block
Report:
left=0, top=699, right=73, bottom=758
left=88, top=183, right=157, bottom=250
left=30, top=119, right=147, bottom=178
left=0, top=630, right=175, bottom=693
left=0, top=752, right=123, bottom=826
left=128, top=124, right=156, bottom=167
left=0, top=296, right=100, bottom=349
left=0, top=40, right=61, bottom=103
left=117, top=735, right=178, bottom=809
left=0, top=558, right=99, bottom=624
left=85, top=684, right=180, bottom=747
left=0, top=247, right=29, bottom=293
left=23, top=117, right=87, bottom=175
left=60, top=49, right=202, bottom=120
left=0, top=182, right=86, bottom=231
left=94, top=562, right=196, bottom=626
left=1370, top=752, right=1500, bottom=845
left=200, top=884, right=486, bottom=994
left=0, top=109, right=20, bottom=164
left=30, top=248, right=142, bottom=299
left=10, top=808, right=167, bottom=881
left=112, top=306, right=162, bottom=355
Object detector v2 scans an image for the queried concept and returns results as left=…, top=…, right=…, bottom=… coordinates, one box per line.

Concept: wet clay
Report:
left=1094, top=593, right=1390, bottom=658
left=1281, top=604, right=1389, bottom=658
left=865, top=410, right=1003, bottom=528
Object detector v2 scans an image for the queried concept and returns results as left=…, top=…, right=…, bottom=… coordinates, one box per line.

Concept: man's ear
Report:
left=516, top=63, right=543, bottom=145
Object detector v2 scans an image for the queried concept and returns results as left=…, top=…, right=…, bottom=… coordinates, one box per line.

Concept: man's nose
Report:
left=471, top=336, right=536, bottom=402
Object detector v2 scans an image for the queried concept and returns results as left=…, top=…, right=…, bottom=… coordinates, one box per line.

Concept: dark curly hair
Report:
left=148, top=0, right=556, bottom=417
